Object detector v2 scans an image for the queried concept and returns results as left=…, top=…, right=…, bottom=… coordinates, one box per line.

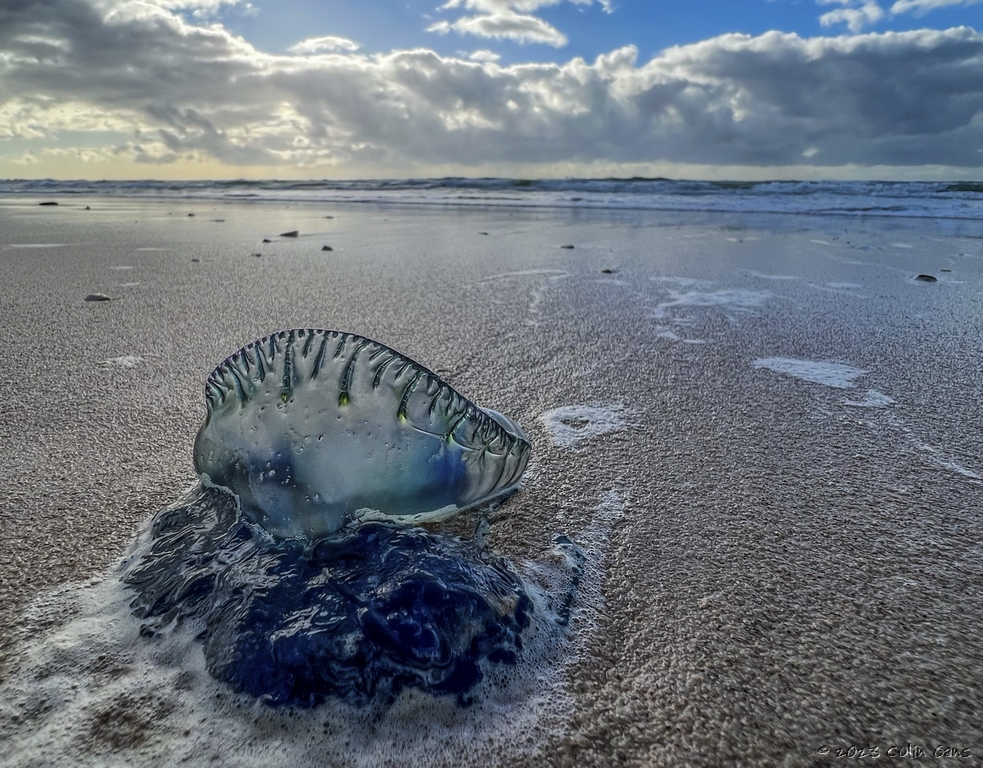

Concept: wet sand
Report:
left=1, top=198, right=983, bottom=766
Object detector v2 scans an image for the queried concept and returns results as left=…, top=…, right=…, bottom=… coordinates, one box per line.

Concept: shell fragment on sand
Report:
left=193, top=329, right=532, bottom=539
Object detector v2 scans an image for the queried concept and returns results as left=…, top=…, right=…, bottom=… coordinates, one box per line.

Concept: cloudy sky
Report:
left=2, top=0, right=983, bottom=180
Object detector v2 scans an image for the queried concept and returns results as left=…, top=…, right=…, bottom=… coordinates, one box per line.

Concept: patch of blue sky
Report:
left=212, top=0, right=983, bottom=65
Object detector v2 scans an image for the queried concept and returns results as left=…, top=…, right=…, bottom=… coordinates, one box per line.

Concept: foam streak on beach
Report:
left=1, top=192, right=982, bottom=766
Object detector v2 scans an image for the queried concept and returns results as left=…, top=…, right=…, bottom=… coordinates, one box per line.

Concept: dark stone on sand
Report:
left=321, top=245, right=333, bottom=251
left=251, top=253, right=262, bottom=258
left=280, top=230, right=299, bottom=238
left=323, top=215, right=334, bottom=219
left=39, top=201, right=58, bottom=206
left=601, top=268, right=617, bottom=274
left=84, top=293, right=112, bottom=302
left=915, top=274, right=938, bottom=282
left=188, top=213, right=195, bottom=217
left=212, top=218, right=226, bottom=223
left=479, top=232, right=489, bottom=236
left=941, top=268, right=952, bottom=272
left=561, top=244, right=575, bottom=249
left=191, top=258, right=200, bottom=263
left=262, top=238, right=272, bottom=243
left=84, top=206, right=91, bottom=210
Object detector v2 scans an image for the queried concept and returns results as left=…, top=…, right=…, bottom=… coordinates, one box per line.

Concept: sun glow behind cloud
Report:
left=0, top=0, right=982, bottom=179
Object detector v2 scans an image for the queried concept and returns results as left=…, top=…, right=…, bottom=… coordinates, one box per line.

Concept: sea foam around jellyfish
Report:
left=120, top=329, right=559, bottom=708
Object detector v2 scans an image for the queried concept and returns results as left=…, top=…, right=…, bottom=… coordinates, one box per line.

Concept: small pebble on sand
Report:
left=84, top=293, right=112, bottom=302
left=280, top=230, right=299, bottom=238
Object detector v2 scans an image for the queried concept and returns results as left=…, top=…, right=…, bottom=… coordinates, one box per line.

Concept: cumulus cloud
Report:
left=428, top=9, right=567, bottom=46
left=469, top=49, right=502, bottom=61
left=891, top=0, right=983, bottom=13
left=819, top=0, right=982, bottom=32
left=429, top=0, right=612, bottom=46
left=818, top=1, right=886, bottom=33
left=288, top=36, right=360, bottom=54
left=2, top=1, right=983, bottom=173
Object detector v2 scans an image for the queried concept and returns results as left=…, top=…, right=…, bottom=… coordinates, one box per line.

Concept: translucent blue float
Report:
left=193, top=329, right=531, bottom=539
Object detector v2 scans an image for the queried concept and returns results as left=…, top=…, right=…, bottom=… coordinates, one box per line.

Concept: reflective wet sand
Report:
left=1, top=199, right=982, bottom=766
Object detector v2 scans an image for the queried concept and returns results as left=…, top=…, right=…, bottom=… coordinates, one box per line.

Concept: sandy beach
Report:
left=2, top=197, right=982, bottom=767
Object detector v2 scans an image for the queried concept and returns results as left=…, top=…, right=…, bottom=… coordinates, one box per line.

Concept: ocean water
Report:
left=2, top=177, right=983, bottom=219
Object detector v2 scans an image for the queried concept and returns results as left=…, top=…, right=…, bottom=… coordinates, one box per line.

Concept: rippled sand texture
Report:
left=1, top=199, right=982, bottom=766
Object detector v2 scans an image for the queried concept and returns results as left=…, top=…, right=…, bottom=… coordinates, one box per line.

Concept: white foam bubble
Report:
left=539, top=405, right=626, bottom=449
left=563, top=490, right=626, bottom=635
left=843, top=389, right=895, bottom=408
left=753, top=357, right=868, bottom=389
left=0, top=520, right=580, bottom=768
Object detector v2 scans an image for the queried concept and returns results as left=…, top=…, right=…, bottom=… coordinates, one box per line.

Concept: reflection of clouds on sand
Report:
left=475, top=269, right=569, bottom=329
left=913, top=440, right=981, bottom=481
left=753, top=357, right=868, bottom=389
left=99, top=355, right=143, bottom=368
left=748, top=271, right=799, bottom=281
left=540, top=405, right=626, bottom=449
left=477, top=268, right=568, bottom=283
left=756, top=355, right=980, bottom=483
left=654, top=325, right=706, bottom=345
left=808, top=281, right=868, bottom=297
left=650, top=276, right=699, bottom=288
left=650, top=287, right=771, bottom=320
left=843, top=389, right=895, bottom=408
left=5, top=243, right=69, bottom=249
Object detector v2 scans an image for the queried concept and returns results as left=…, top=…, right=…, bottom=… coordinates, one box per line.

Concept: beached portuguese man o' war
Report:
left=124, top=329, right=535, bottom=707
